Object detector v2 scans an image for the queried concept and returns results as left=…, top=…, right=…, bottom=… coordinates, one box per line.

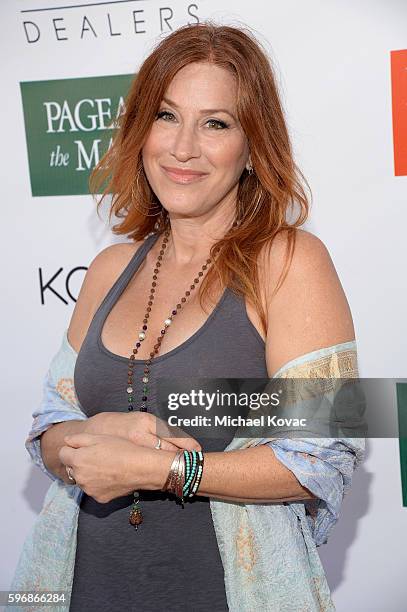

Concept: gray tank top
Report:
left=70, top=232, right=268, bottom=612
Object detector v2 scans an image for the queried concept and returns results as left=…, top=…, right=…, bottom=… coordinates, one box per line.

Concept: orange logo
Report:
left=391, top=50, right=407, bottom=176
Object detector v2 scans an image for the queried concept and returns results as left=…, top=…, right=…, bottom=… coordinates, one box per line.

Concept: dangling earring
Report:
left=131, top=164, right=163, bottom=217
left=246, top=155, right=254, bottom=176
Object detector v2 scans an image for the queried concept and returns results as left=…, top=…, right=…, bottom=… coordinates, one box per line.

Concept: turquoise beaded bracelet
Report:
left=163, top=449, right=205, bottom=504
left=183, top=450, right=204, bottom=498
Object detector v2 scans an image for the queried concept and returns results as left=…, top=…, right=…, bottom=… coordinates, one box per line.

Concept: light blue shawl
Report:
left=10, top=330, right=365, bottom=611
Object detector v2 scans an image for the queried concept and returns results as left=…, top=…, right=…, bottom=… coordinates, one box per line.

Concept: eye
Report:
left=206, top=119, right=229, bottom=130
left=156, top=110, right=229, bottom=130
left=156, top=110, right=175, bottom=121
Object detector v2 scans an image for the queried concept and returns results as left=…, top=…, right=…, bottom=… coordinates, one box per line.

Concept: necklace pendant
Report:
left=129, top=507, right=143, bottom=527
left=129, top=493, right=143, bottom=527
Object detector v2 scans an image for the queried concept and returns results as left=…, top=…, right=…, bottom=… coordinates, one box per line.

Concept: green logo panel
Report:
left=20, top=74, right=133, bottom=196
left=397, top=383, right=407, bottom=507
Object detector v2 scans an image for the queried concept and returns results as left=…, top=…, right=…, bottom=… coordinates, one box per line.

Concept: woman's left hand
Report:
left=59, top=432, right=173, bottom=503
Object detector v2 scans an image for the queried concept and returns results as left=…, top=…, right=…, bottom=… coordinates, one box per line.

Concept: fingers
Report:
left=167, top=435, right=202, bottom=452
left=59, top=444, right=74, bottom=467
left=59, top=433, right=97, bottom=468
left=153, top=418, right=202, bottom=451
left=63, top=433, right=100, bottom=448
left=143, top=433, right=181, bottom=452
left=138, top=414, right=202, bottom=451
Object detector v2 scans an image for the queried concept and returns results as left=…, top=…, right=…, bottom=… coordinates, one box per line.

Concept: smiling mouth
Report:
left=161, top=166, right=209, bottom=184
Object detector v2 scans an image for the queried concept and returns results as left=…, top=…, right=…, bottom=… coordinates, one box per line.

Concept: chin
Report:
left=158, top=195, right=204, bottom=215
left=162, top=206, right=201, bottom=218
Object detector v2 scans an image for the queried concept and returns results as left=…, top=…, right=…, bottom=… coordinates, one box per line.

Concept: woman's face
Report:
left=142, top=61, right=250, bottom=222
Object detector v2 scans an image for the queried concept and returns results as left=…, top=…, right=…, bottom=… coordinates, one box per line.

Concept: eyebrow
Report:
left=161, top=97, right=237, bottom=121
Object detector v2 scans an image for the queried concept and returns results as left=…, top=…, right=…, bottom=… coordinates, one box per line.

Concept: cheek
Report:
left=142, top=136, right=161, bottom=161
left=143, top=126, right=174, bottom=155
left=206, top=133, right=247, bottom=165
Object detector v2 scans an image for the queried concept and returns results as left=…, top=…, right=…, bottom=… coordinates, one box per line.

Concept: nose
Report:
left=171, top=120, right=201, bottom=161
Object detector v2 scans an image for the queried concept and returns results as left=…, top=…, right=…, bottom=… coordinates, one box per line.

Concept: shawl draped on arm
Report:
left=210, top=341, right=365, bottom=611
left=10, top=331, right=365, bottom=612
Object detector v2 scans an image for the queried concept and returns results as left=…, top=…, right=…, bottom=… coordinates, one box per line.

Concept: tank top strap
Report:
left=93, top=232, right=161, bottom=323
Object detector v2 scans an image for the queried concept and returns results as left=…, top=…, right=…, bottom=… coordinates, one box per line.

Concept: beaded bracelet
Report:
left=183, top=450, right=204, bottom=497
left=162, top=449, right=205, bottom=505
left=189, top=451, right=204, bottom=497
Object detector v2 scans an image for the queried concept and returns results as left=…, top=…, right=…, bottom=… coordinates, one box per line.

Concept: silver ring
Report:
left=154, top=437, right=162, bottom=450
left=66, top=465, right=76, bottom=484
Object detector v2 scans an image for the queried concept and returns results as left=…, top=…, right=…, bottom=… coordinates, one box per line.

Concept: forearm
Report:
left=41, top=420, right=89, bottom=484
left=197, top=445, right=316, bottom=503
left=150, top=445, right=316, bottom=503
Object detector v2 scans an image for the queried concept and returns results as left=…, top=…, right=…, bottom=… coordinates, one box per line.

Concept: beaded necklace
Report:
left=127, top=225, right=227, bottom=527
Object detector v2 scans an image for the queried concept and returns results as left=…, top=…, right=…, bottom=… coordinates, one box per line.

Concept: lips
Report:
left=161, top=166, right=209, bottom=183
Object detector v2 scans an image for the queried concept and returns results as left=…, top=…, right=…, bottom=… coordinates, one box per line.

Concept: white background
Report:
left=2, top=1, right=406, bottom=610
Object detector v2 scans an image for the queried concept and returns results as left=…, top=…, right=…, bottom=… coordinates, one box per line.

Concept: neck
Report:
left=163, top=209, right=236, bottom=266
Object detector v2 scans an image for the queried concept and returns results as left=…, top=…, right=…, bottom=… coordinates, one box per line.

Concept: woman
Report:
left=13, top=22, right=364, bottom=612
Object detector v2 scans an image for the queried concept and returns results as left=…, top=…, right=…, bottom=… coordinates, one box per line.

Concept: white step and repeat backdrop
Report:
left=2, top=1, right=406, bottom=610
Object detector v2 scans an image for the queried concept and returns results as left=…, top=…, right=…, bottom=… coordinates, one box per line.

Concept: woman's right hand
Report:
left=83, top=411, right=201, bottom=452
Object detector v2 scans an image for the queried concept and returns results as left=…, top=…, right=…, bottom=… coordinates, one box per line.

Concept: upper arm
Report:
left=67, top=241, right=144, bottom=354
left=263, top=229, right=355, bottom=377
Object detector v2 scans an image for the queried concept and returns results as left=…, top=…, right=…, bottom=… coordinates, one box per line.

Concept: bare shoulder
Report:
left=261, top=228, right=356, bottom=376
left=67, top=240, right=145, bottom=354
left=259, top=228, right=334, bottom=291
